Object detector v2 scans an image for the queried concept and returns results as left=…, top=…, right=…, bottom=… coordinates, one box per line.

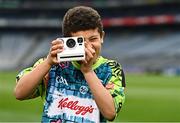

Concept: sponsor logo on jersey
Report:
left=56, top=76, right=68, bottom=85
left=79, top=86, right=88, bottom=95
left=47, top=95, right=99, bottom=122
left=58, top=97, right=94, bottom=115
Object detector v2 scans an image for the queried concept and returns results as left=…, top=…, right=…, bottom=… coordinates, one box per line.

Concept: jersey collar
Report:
left=71, top=56, right=106, bottom=70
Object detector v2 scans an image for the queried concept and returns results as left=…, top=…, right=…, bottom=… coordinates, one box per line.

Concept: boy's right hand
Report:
left=46, top=38, right=64, bottom=66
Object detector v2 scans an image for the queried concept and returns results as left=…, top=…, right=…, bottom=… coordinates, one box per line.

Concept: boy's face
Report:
left=71, top=28, right=104, bottom=63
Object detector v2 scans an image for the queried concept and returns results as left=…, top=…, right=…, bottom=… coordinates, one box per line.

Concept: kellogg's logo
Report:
left=58, top=98, right=94, bottom=115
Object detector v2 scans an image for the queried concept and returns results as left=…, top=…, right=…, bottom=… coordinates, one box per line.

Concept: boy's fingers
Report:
left=51, top=49, right=63, bottom=56
left=85, top=42, right=95, bottom=55
left=85, top=48, right=93, bottom=61
left=51, top=44, right=64, bottom=51
left=51, top=39, right=63, bottom=45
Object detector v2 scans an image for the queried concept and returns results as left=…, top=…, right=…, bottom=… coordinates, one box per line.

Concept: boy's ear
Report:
left=101, top=31, right=105, bottom=43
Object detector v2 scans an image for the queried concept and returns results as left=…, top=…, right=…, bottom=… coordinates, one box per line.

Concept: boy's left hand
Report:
left=80, top=42, right=96, bottom=73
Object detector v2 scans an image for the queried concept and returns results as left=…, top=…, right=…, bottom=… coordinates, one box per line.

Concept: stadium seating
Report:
left=0, top=0, right=180, bottom=75
left=102, top=31, right=180, bottom=73
left=1, top=30, right=180, bottom=74
left=0, top=32, right=35, bottom=70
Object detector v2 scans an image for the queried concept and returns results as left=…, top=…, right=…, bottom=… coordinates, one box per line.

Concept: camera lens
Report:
left=77, top=37, right=83, bottom=43
left=66, top=39, right=76, bottom=48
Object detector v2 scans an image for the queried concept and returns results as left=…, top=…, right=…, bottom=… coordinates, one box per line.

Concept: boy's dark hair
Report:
left=62, top=6, right=103, bottom=37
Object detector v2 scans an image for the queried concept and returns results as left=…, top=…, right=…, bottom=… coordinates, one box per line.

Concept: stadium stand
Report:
left=0, top=0, right=180, bottom=75
left=0, top=32, right=36, bottom=70
left=102, top=30, right=180, bottom=73
left=1, top=29, right=180, bottom=74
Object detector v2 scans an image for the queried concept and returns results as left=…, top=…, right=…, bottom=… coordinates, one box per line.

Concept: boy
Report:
left=14, top=6, right=126, bottom=123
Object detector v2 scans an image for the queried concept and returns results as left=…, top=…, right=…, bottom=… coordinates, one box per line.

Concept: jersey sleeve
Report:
left=16, top=58, right=46, bottom=99
left=106, top=60, right=126, bottom=114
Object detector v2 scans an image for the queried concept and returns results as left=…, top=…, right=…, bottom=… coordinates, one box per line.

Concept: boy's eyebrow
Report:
left=88, top=35, right=99, bottom=39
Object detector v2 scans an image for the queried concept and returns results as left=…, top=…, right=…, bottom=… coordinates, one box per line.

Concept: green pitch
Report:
left=115, top=73, right=180, bottom=122
left=0, top=71, right=42, bottom=122
left=0, top=71, right=180, bottom=122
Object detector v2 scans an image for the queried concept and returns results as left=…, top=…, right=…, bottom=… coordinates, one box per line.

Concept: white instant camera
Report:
left=57, top=36, right=85, bottom=62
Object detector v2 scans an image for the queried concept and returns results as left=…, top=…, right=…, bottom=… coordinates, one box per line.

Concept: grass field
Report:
left=0, top=71, right=180, bottom=122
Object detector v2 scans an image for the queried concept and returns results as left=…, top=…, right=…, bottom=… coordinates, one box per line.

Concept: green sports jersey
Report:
left=16, top=56, right=126, bottom=122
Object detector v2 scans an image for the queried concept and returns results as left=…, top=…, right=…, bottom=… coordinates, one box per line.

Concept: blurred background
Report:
left=0, top=0, right=180, bottom=122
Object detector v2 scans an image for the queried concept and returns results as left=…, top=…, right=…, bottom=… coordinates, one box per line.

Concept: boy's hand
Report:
left=80, top=42, right=96, bottom=73
left=46, top=38, right=64, bottom=66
